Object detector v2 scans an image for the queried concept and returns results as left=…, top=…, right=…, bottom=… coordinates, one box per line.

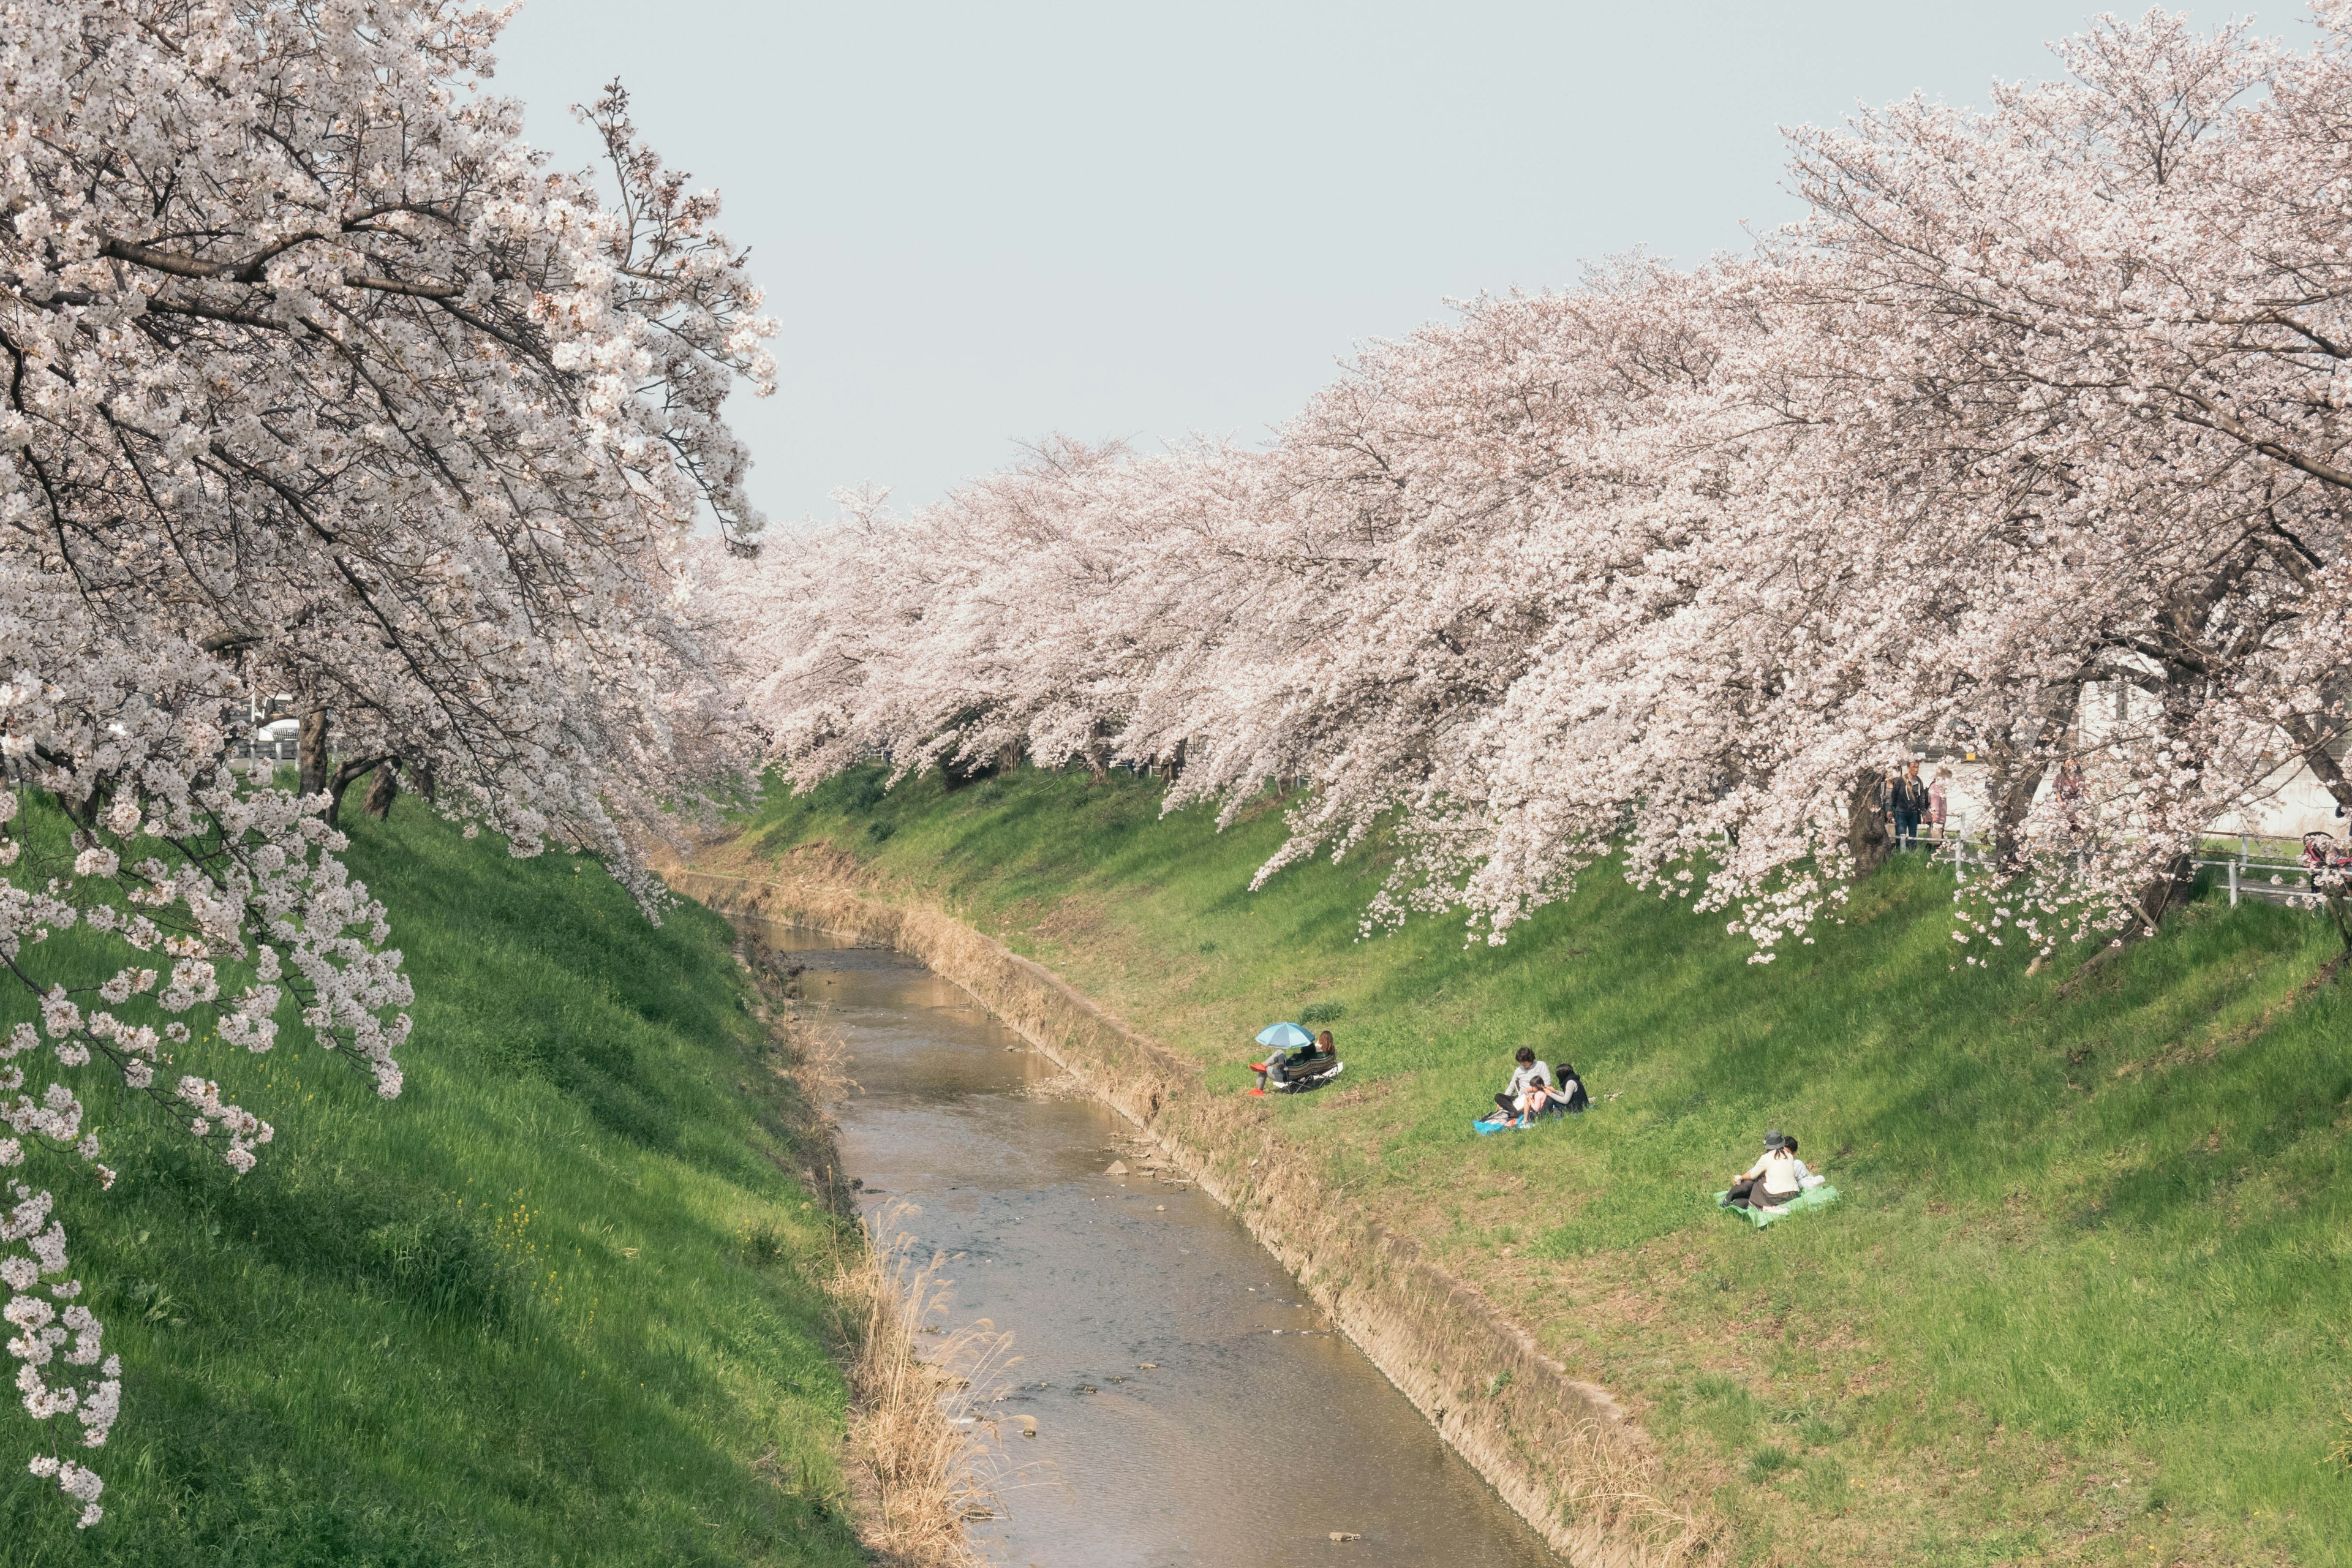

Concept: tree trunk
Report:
left=2127, top=851, right=2199, bottom=938
left=323, top=756, right=383, bottom=830
left=1989, top=759, right=2050, bottom=870
left=1847, top=770, right=1891, bottom=880
left=1982, top=679, right=2082, bottom=871
left=298, top=703, right=330, bottom=802
left=1163, top=738, right=1186, bottom=787
left=364, top=761, right=401, bottom=819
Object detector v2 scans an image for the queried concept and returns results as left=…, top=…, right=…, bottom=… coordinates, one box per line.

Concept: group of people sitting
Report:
left=1257, top=1022, right=1836, bottom=1224
left=1722, top=1129, right=1826, bottom=1212
left=1487, top=1046, right=1591, bottom=1126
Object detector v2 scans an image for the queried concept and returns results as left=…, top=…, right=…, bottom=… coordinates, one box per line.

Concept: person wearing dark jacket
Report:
left=1890, top=760, right=1930, bottom=850
left=1259, top=1030, right=1337, bottom=1091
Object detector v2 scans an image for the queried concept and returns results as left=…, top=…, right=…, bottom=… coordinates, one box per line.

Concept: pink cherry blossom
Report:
left=1, top=0, right=774, bottom=1520
left=716, top=9, right=2351, bottom=965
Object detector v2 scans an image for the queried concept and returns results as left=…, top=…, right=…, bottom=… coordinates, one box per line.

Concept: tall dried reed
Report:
left=831, top=1206, right=1011, bottom=1568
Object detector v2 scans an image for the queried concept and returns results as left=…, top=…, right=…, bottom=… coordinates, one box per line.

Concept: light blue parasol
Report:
left=1255, top=1022, right=1314, bottom=1050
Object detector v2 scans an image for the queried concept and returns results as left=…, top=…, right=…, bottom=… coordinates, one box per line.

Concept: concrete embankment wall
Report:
left=668, top=865, right=1705, bottom=1568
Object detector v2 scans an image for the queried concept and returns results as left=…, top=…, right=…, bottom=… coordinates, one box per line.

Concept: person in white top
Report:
left=1494, top=1046, right=1551, bottom=1119
left=1728, top=1130, right=1805, bottom=1208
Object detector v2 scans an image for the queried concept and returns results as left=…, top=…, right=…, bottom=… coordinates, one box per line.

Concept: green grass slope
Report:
left=2, top=801, right=864, bottom=1568
left=741, top=766, right=2352, bottom=1567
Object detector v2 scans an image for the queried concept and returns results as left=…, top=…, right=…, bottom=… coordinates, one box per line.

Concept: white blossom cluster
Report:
left=4, top=1185, right=115, bottom=1528
left=2, top=0, right=774, bottom=907
left=718, top=11, right=2352, bottom=960
left=0, top=584, right=420, bottom=1526
left=1, top=0, right=775, bottom=1525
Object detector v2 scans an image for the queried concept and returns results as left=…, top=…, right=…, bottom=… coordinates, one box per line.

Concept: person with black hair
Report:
left=1725, top=1131, right=1803, bottom=1209
left=1495, top=1045, right=1551, bottom=1118
left=1552, top=1059, right=1591, bottom=1114
left=1890, top=760, right=1930, bottom=850
left=1781, top=1135, right=1825, bottom=1190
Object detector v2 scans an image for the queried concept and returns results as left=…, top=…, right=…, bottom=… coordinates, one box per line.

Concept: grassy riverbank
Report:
left=2, top=802, right=864, bottom=1567
left=730, top=765, right=2352, bottom=1568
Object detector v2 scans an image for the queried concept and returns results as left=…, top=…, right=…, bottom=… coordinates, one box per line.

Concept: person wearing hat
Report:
left=1726, top=1130, right=1804, bottom=1209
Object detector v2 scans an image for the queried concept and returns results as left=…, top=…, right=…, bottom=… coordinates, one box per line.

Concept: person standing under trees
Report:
left=1890, top=760, right=1929, bottom=851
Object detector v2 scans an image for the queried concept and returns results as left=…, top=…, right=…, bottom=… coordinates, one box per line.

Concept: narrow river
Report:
left=758, top=924, right=1558, bottom=1568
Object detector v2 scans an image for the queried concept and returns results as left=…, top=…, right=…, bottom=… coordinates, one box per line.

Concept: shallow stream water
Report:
left=755, top=923, right=1558, bottom=1568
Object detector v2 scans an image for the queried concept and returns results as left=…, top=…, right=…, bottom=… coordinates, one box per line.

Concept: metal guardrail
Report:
left=1914, top=825, right=2332, bottom=910
left=2201, top=850, right=2332, bottom=908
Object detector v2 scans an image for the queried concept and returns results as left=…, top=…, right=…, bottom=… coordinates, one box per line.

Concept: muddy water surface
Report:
left=761, top=924, right=1558, bottom=1568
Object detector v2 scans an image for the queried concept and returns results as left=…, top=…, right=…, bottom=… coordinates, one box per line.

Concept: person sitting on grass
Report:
left=1495, top=1046, right=1551, bottom=1120
left=1725, top=1130, right=1804, bottom=1209
left=1553, top=1060, right=1591, bottom=1114
left=1782, top=1135, right=1825, bottom=1190
left=1258, top=1030, right=1336, bottom=1091
left=1510, top=1073, right=1555, bottom=1125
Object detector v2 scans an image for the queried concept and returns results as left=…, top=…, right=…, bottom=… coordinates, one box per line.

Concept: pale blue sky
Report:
left=488, top=2, right=2218, bottom=528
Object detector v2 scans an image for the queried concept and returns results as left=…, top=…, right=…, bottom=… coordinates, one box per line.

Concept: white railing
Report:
left=2200, top=835, right=2329, bottom=909
left=1917, top=820, right=2330, bottom=909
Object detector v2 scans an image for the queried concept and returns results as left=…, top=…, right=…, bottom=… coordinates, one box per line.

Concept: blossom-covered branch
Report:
left=1, top=0, right=777, bottom=1522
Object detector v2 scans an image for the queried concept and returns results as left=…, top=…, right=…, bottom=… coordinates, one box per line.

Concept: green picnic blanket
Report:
left=1713, top=1184, right=1840, bottom=1229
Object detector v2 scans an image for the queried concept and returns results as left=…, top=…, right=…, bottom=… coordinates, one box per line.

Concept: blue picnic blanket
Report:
left=1713, top=1184, right=1841, bottom=1228
left=1472, top=1109, right=1577, bottom=1135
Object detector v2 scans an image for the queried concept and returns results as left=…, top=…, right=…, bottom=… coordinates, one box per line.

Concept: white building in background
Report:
left=239, top=693, right=300, bottom=763
left=2205, top=759, right=2347, bottom=842
left=1917, top=676, right=2347, bottom=846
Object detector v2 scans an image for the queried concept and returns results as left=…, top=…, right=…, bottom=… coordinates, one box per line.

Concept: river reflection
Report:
left=753, top=923, right=1559, bottom=1568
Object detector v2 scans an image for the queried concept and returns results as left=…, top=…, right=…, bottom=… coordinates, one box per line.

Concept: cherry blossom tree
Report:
left=4, top=0, right=773, bottom=876
left=723, top=9, right=2351, bottom=965
left=2, top=0, right=774, bottom=1522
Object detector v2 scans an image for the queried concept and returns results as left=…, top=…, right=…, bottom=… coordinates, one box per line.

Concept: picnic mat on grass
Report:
left=1472, top=1110, right=1575, bottom=1135
left=1713, top=1185, right=1841, bottom=1228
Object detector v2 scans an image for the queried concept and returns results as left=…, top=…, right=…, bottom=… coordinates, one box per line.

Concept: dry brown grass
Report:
left=719, top=925, right=998, bottom=1565
left=830, top=1206, right=1012, bottom=1568
left=1545, top=1417, right=1714, bottom=1565
left=775, top=1003, right=854, bottom=1110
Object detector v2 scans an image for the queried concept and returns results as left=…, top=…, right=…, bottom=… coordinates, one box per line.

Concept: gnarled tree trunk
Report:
left=1847, top=770, right=1891, bottom=880
left=298, top=702, right=331, bottom=802
left=2128, top=851, right=2199, bottom=937
left=364, top=761, right=401, bottom=819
